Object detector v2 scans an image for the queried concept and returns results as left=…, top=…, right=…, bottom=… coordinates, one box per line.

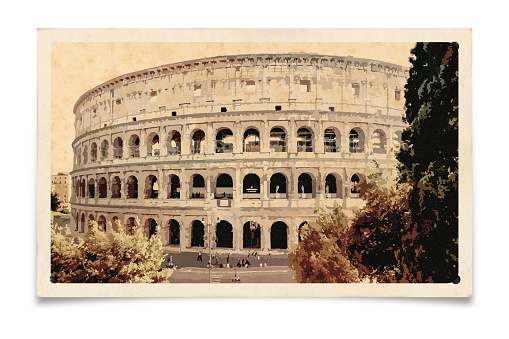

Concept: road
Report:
left=168, top=266, right=295, bottom=283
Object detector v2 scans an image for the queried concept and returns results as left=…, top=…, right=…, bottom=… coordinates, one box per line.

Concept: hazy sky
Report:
left=51, top=42, right=415, bottom=174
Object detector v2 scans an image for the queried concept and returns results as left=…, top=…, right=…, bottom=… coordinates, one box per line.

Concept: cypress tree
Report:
left=397, top=42, right=459, bottom=282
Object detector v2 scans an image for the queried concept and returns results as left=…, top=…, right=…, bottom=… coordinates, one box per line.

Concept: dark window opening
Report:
left=271, top=222, right=287, bottom=249
left=243, top=221, right=261, bottom=249
left=216, top=221, right=233, bottom=248
left=191, top=221, right=205, bottom=247
left=169, top=220, right=180, bottom=245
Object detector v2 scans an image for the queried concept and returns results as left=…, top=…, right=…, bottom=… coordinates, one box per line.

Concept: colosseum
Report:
left=69, top=53, right=408, bottom=255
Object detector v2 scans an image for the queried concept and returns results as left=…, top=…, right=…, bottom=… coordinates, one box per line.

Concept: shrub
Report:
left=289, top=204, right=360, bottom=283
left=51, top=217, right=170, bottom=283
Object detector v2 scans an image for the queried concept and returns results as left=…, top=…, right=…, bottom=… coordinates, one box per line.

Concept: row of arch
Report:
left=74, top=172, right=364, bottom=200
left=76, top=126, right=400, bottom=164
left=76, top=214, right=311, bottom=250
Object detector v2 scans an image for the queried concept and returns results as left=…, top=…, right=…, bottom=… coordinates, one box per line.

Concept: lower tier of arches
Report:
left=67, top=205, right=367, bottom=253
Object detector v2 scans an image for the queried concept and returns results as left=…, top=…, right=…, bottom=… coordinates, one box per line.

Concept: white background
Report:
left=0, top=1, right=504, bottom=338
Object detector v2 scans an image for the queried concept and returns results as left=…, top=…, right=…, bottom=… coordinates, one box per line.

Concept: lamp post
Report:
left=202, top=216, right=215, bottom=284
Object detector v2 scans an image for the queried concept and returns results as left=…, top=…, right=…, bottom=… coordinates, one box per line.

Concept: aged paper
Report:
left=38, top=28, right=472, bottom=297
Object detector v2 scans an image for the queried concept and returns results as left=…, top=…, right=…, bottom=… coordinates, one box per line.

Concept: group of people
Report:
left=196, top=251, right=267, bottom=268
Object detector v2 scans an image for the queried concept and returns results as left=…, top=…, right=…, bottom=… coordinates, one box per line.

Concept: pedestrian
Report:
left=197, top=251, right=202, bottom=262
left=227, top=254, right=229, bottom=263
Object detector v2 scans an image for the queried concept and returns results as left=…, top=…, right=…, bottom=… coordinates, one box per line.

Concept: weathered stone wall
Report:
left=70, top=53, right=408, bottom=254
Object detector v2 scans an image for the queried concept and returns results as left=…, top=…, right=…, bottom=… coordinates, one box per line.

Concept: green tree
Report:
left=289, top=204, right=360, bottom=283
left=51, top=217, right=170, bottom=283
left=348, top=163, right=414, bottom=282
left=396, top=42, right=459, bottom=282
left=51, top=192, right=61, bottom=211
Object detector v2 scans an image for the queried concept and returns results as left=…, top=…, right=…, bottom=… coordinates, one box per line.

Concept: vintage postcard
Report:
left=37, top=28, right=472, bottom=297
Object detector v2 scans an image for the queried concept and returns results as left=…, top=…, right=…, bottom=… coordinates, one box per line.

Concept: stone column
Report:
left=158, top=168, right=165, bottom=199
left=140, top=129, right=148, bottom=157
left=315, top=120, right=325, bottom=154
left=234, top=121, right=242, bottom=155
left=206, top=123, right=214, bottom=155
left=289, top=119, right=297, bottom=154
left=181, top=124, right=190, bottom=156
left=261, top=120, right=270, bottom=154
left=234, top=168, right=241, bottom=206
left=342, top=124, right=350, bottom=154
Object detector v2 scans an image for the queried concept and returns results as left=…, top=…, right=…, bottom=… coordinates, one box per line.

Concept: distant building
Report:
left=51, top=172, right=71, bottom=205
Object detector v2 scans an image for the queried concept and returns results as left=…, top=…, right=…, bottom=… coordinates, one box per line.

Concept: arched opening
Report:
left=349, top=128, right=365, bottom=153
left=126, top=176, right=138, bottom=199
left=215, top=173, right=233, bottom=199
left=80, top=213, right=85, bottom=233
left=298, top=173, right=314, bottom=198
left=351, top=174, right=363, bottom=196
left=271, top=221, right=288, bottom=249
left=191, top=220, right=205, bottom=247
left=75, top=179, right=79, bottom=198
left=87, top=178, right=95, bottom=198
left=98, top=215, right=106, bottom=232
left=111, top=216, right=119, bottom=231
left=270, top=173, right=287, bottom=198
left=111, top=176, right=121, bottom=199
left=168, top=219, right=180, bottom=245
left=324, top=128, right=339, bottom=153
left=243, top=173, right=260, bottom=199
left=191, top=129, right=205, bottom=154
left=191, top=174, right=205, bottom=199
left=82, top=146, right=88, bottom=164
left=216, top=220, right=233, bottom=248
left=144, top=175, right=158, bottom=199
left=100, top=140, right=109, bottom=159
left=372, top=129, right=387, bottom=154
left=298, top=221, right=308, bottom=242
left=126, top=217, right=136, bottom=235
left=88, top=214, right=95, bottom=222
left=243, top=128, right=260, bottom=152
left=91, top=143, right=98, bottom=162
left=215, top=128, right=234, bottom=153
left=168, top=175, right=180, bottom=199
left=98, top=177, right=107, bottom=198
left=297, top=127, right=314, bottom=152
left=144, top=218, right=158, bottom=239
left=167, top=130, right=181, bottom=155
left=147, top=133, right=160, bottom=156
left=80, top=179, right=86, bottom=198
left=325, top=173, right=342, bottom=198
left=129, top=134, right=140, bottom=157
left=270, top=127, right=286, bottom=152
left=243, top=221, right=261, bottom=249
left=113, top=137, right=123, bottom=159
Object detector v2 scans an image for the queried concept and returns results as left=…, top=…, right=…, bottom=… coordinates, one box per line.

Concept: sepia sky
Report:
left=51, top=42, right=415, bottom=174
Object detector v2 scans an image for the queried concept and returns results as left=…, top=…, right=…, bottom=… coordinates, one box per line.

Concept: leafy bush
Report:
left=51, top=217, right=170, bottom=283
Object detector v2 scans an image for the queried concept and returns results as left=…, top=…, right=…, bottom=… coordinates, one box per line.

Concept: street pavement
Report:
left=163, top=251, right=295, bottom=283
left=168, top=266, right=295, bottom=283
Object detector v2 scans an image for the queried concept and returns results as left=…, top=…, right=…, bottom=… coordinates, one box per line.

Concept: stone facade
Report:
left=51, top=172, right=71, bottom=206
left=69, top=53, right=408, bottom=254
